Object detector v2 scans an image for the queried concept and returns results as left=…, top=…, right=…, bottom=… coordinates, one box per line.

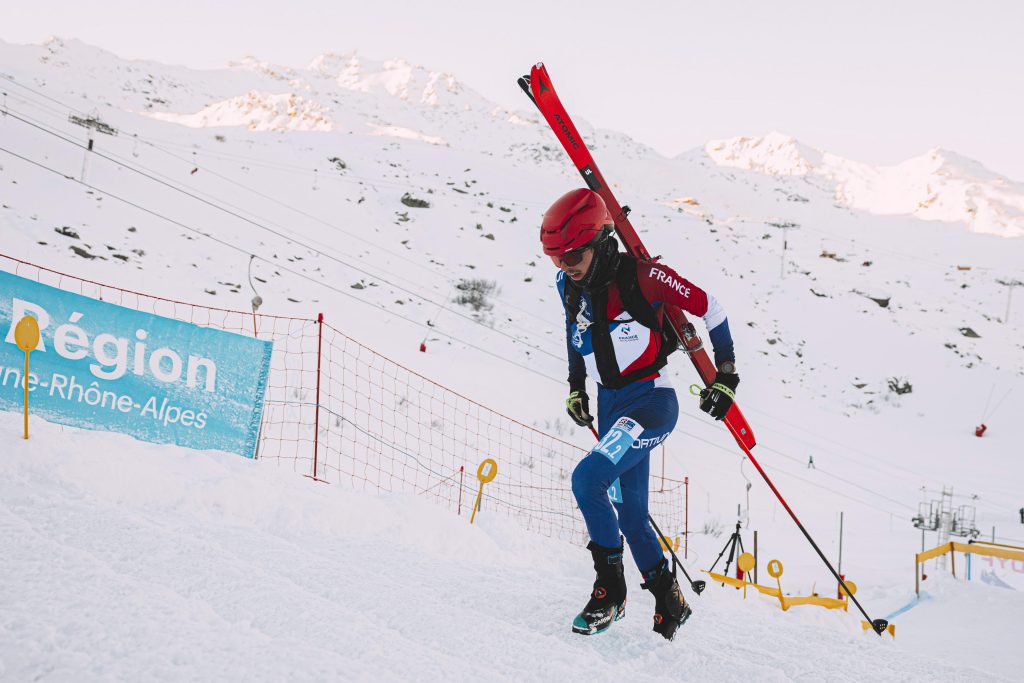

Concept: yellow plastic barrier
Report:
left=915, top=541, right=1024, bottom=594
left=706, top=553, right=894, bottom=636
left=706, top=559, right=850, bottom=611
left=950, top=541, right=1024, bottom=559
left=917, top=544, right=952, bottom=563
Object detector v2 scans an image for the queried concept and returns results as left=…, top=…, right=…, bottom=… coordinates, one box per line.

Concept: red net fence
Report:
left=2, top=253, right=687, bottom=545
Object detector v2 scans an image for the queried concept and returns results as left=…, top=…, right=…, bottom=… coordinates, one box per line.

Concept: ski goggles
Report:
left=553, top=245, right=591, bottom=267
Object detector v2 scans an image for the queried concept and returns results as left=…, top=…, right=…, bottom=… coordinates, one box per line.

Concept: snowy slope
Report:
left=2, top=35, right=1022, bottom=532
left=1, top=414, right=1018, bottom=682
left=2, top=36, right=1024, bottom=679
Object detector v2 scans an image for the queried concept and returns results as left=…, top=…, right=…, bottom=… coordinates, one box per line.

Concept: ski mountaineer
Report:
left=542, top=188, right=741, bottom=640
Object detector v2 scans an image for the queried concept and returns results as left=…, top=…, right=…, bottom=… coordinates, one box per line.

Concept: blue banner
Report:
left=0, top=270, right=272, bottom=458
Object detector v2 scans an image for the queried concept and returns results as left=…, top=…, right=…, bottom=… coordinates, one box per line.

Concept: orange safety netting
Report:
left=2, top=253, right=687, bottom=544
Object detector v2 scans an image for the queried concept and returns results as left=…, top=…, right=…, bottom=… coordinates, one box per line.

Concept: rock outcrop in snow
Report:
left=143, top=91, right=334, bottom=132
left=308, top=51, right=467, bottom=107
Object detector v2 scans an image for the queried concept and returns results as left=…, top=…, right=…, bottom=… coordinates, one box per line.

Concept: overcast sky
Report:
left=5, top=0, right=1022, bottom=180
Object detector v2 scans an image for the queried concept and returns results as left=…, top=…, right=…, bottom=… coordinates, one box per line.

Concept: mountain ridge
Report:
left=703, top=132, right=1024, bottom=237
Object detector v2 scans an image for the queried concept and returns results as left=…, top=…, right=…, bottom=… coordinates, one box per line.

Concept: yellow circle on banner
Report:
left=14, top=316, right=41, bottom=353
left=738, top=552, right=755, bottom=572
left=477, top=458, right=498, bottom=484
left=767, top=559, right=784, bottom=578
left=841, top=580, right=857, bottom=596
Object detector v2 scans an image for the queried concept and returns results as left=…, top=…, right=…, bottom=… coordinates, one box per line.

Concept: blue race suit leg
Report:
left=571, top=381, right=679, bottom=572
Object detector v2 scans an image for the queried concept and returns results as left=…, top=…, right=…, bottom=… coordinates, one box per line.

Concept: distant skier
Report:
left=542, top=188, right=741, bottom=640
left=1019, top=507, right=1023, bottom=524
left=808, top=455, right=815, bottom=469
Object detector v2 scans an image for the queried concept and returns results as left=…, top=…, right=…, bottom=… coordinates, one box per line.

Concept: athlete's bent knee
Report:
left=571, top=455, right=608, bottom=501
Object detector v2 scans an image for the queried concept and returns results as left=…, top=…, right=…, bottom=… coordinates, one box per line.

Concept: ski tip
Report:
left=517, top=75, right=536, bottom=105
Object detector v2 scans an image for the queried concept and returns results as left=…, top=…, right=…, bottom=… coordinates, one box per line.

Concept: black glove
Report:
left=699, top=371, right=739, bottom=421
left=565, top=389, right=594, bottom=427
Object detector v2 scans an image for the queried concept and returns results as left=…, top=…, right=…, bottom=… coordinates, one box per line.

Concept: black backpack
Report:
left=562, top=254, right=679, bottom=389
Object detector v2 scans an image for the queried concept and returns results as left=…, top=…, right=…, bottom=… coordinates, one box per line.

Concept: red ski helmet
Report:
left=540, top=188, right=613, bottom=256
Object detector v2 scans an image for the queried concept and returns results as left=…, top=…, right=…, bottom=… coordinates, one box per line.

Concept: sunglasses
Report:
left=554, top=245, right=591, bottom=267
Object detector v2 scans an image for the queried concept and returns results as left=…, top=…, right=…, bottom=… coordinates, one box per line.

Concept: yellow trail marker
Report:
left=738, top=552, right=756, bottom=599
left=766, top=559, right=788, bottom=611
left=13, top=316, right=41, bottom=440
left=658, top=535, right=681, bottom=553
left=470, top=458, right=497, bottom=525
left=839, top=579, right=857, bottom=612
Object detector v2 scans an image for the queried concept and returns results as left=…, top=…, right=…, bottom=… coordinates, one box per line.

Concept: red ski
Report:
left=519, top=62, right=756, bottom=452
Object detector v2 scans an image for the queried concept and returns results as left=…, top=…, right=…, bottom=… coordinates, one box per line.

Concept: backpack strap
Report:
left=615, top=256, right=661, bottom=332
left=561, top=257, right=680, bottom=390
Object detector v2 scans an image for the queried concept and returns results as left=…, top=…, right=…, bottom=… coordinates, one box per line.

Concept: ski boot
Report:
left=642, top=558, right=692, bottom=641
left=572, top=540, right=627, bottom=635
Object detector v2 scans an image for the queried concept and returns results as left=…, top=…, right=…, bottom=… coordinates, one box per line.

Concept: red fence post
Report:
left=684, top=476, right=689, bottom=560
left=311, top=312, right=324, bottom=481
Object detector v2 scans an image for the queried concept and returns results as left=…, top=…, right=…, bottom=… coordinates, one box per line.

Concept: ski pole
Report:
left=587, top=424, right=705, bottom=596
left=688, top=386, right=889, bottom=635
left=647, top=511, right=706, bottom=595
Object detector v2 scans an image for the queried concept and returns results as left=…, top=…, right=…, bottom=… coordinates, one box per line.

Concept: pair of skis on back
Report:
left=518, top=63, right=757, bottom=452
left=517, top=63, right=889, bottom=637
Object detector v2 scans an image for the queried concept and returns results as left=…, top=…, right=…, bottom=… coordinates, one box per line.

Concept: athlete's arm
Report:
left=558, top=272, right=588, bottom=390
left=638, top=263, right=736, bottom=367
left=566, top=318, right=586, bottom=390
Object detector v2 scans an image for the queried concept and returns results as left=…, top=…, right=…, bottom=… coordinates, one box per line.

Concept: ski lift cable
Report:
left=678, top=428, right=901, bottom=517
left=717, top=396, right=926, bottom=482
left=677, top=403, right=916, bottom=512
left=120, top=134, right=560, bottom=329
left=4, top=110, right=566, bottom=362
left=0, top=75, right=529, bottom=302
left=2, top=105, right=456, bottom=296
left=0, top=144, right=569, bottom=387
left=985, top=388, right=1013, bottom=421
left=980, top=384, right=996, bottom=423
left=2, top=93, right=563, bottom=334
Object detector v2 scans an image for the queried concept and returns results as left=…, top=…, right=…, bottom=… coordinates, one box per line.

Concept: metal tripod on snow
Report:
left=709, top=522, right=747, bottom=583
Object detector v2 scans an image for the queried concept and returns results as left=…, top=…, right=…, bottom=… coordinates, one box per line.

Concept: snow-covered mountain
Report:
left=2, top=36, right=1024, bottom=680
left=307, top=51, right=471, bottom=107
left=705, top=132, right=1024, bottom=237
left=145, top=90, right=335, bottom=131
